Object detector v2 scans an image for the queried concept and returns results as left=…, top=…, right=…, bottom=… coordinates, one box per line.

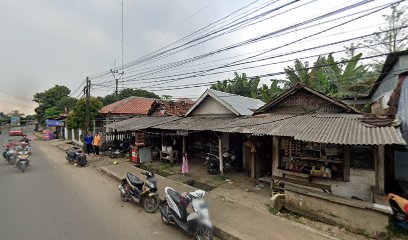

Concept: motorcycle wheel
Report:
left=207, top=162, right=219, bottom=175
left=109, top=150, right=117, bottom=159
left=120, top=183, right=130, bottom=202
left=195, top=225, right=213, bottom=240
left=143, top=195, right=160, bottom=213
left=161, top=205, right=170, bottom=225
left=21, top=165, right=26, bottom=173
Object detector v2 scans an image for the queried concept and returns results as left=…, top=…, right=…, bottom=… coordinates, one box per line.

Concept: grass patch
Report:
left=387, top=224, right=408, bottom=239
left=213, top=175, right=227, bottom=181
left=136, top=162, right=173, bottom=177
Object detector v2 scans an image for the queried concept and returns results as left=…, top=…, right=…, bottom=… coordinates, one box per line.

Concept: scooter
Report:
left=118, top=171, right=160, bottom=213
left=205, top=150, right=239, bottom=175
left=109, top=141, right=130, bottom=159
left=4, top=149, right=17, bottom=165
left=160, top=187, right=213, bottom=240
left=16, top=151, right=30, bottom=173
left=66, top=147, right=87, bottom=167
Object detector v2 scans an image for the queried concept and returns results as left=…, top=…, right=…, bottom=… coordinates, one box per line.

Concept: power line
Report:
left=115, top=0, right=384, bottom=82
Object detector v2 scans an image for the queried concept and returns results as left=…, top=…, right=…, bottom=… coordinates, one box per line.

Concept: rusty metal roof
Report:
left=219, top=114, right=406, bottom=145
left=106, top=114, right=406, bottom=145
left=106, top=116, right=180, bottom=132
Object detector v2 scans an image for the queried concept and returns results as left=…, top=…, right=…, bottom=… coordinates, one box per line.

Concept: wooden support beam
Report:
left=218, top=137, right=224, bottom=175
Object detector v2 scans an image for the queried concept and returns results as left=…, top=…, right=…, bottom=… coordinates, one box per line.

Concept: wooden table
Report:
left=160, top=150, right=179, bottom=166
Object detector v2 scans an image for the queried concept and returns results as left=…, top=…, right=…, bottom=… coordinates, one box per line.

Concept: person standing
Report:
left=84, top=131, right=94, bottom=155
left=93, top=132, right=101, bottom=156
left=182, top=152, right=189, bottom=176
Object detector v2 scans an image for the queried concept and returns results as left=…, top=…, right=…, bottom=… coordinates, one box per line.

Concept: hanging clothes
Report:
left=182, top=152, right=189, bottom=175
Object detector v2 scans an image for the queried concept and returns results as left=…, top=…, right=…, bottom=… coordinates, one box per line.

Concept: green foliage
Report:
left=33, top=85, right=71, bottom=123
left=211, top=72, right=280, bottom=101
left=44, top=107, right=60, bottom=119
left=7, top=109, right=25, bottom=117
left=66, top=97, right=103, bottom=130
left=283, top=53, right=376, bottom=99
left=101, top=88, right=159, bottom=105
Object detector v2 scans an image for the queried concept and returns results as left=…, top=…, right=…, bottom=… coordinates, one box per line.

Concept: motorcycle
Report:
left=160, top=187, right=213, bottom=240
left=66, top=147, right=87, bottom=167
left=16, top=151, right=30, bottom=173
left=4, top=148, right=17, bottom=165
left=118, top=171, right=160, bottom=213
left=205, top=150, right=239, bottom=175
left=109, top=141, right=130, bottom=159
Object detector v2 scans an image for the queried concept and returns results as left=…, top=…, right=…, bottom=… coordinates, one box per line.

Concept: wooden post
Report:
left=251, top=151, right=256, bottom=179
left=377, top=145, right=385, bottom=194
left=218, top=137, right=224, bottom=175
left=343, top=145, right=350, bottom=182
left=182, top=135, right=186, bottom=154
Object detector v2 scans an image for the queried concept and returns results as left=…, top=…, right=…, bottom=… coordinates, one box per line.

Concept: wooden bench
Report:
left=258, top=175, right=332, bottom=194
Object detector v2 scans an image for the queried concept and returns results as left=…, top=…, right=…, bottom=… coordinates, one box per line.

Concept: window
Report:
left=350, top=145, right=374, bottom=169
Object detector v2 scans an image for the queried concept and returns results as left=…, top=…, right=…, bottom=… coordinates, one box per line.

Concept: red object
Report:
left=99, top=97, right=156, bottom=115
left=404, top=204, right=408, bottom=214
left=131, top=147, right=138, bottom=163
left=8, top=130, right=24, bottom=136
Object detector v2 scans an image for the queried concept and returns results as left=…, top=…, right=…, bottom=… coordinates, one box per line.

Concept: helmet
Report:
left=20, top=142, right=27, bottom=147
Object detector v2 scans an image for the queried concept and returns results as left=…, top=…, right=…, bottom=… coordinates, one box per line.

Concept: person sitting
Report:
left=386, top=193, right=408, bottom=214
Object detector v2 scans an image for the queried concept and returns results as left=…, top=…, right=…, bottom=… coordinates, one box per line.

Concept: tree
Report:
left=7, top=109, right=25, bottom=117
left=259, top=80, right=285, bottom=102
left=211, top=72, right=261, bottom=99
left=101, top=88, right=159, bottom=105
left=33, top=85, right=71, bottom=123
left=365, top=4, right=408, bottom=55
left=282, top=53, right=374, bottom=98
left=66, top=97, right=103, bottom=130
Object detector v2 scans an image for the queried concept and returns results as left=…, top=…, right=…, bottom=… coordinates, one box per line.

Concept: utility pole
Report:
left=85, top=77, right=91, bottom=132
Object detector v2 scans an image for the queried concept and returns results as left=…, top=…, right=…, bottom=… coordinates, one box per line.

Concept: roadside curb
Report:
left=99, top=165, right=242, bottom=240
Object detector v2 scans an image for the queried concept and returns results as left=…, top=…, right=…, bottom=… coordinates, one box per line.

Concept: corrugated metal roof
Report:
left=106, top=114, right=406, bottom=145
left=107, top=116, right=180, bottom=132
left=219, top=114, right=406, bottom=145
left=154, top=116, right=234, bottom=131
left=185, top=89, right=265, bottom=116
left=209, top=89, right=265, bottom=116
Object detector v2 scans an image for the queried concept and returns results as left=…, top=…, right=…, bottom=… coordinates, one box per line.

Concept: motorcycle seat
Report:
left=168, top=189, right=182, bottom=205
left=126, top=172, right=144, bottom=187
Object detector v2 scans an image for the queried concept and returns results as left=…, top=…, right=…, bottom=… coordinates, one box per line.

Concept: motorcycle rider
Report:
left=21, top=135, right=30, bottom=145
left=15, top=141, right=30, bottom=166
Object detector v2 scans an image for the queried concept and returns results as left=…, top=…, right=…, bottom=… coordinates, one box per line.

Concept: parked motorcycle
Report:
left=109, top=141, right=130, bottom=159
left=160, top=187, right=213, bottom=240
left=66, top=147, right=87, bottom=167
left=16, top=151, right=30, bottom=173
left=205, top=150, right=239, bottom=175
left=118, top=171, right=160, bottom=213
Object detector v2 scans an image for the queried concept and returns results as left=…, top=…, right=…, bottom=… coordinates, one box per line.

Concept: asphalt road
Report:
left=0, top=132, right=189, bottom=240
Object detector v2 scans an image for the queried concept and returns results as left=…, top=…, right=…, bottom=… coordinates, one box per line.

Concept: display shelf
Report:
left=292, top=156, right=343, bottom=164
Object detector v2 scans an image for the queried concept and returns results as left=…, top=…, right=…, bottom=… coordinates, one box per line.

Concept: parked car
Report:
left=8, top=130, right=24, bottom=136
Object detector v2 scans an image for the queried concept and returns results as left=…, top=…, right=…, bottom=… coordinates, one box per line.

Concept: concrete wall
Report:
left=189, top=97, right=235, bottom=116
left=285, top=188, right=390, bottom=236
left=312, top=168, right=375, bottom=201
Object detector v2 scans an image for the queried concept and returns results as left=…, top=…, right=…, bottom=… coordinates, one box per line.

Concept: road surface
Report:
left=0, top=132, right=189, bottom=240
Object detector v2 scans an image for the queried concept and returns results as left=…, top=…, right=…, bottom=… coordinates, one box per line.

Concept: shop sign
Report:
left=46, top=120, right=64, bottom=127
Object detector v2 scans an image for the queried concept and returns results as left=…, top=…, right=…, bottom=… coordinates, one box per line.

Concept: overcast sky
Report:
left=0, top=0, right=405, bottom=115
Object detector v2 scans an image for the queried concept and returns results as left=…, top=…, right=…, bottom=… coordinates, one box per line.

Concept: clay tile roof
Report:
left=99, top=97, right=157, bottom=115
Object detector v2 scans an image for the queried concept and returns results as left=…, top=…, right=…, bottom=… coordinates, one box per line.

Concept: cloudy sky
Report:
left=0, top=0, right=405, bottom=114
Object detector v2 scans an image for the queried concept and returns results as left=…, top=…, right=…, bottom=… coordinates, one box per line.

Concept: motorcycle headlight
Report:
left=205, top=156, right=209, bottom=161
